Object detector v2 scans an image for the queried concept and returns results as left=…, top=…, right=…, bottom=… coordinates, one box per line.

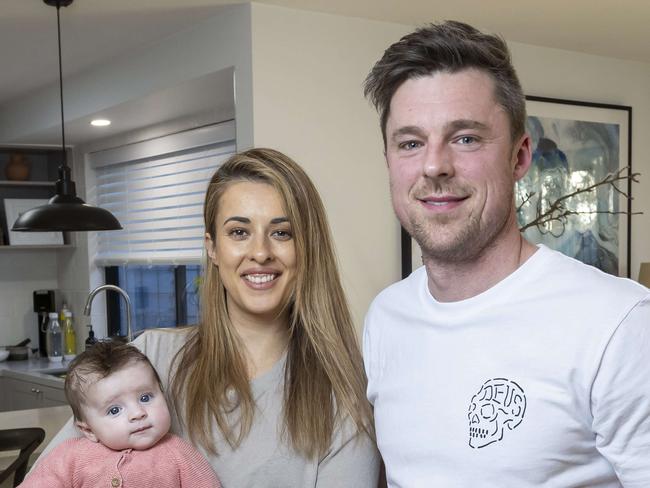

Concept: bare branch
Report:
left=518, top=166, right=642, bottom=236
left=516, top=191, right=536, bottom=213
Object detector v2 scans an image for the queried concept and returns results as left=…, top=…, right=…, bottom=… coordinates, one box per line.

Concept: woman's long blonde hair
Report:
left=170, top=148, right=372, bottom=458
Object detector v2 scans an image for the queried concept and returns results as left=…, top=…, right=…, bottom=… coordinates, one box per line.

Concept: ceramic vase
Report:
left=5, top=153, right=31, bottom=181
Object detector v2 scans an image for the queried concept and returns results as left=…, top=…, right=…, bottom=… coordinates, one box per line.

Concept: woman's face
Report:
left=205, top=181, right=297, bottom=325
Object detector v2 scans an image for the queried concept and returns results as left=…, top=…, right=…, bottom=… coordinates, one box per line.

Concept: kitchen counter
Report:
left=0, top=357, right=69, bottom=388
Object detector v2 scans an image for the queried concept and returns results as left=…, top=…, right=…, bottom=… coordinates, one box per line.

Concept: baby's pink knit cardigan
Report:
left=20, top=434, right=221, bottom=487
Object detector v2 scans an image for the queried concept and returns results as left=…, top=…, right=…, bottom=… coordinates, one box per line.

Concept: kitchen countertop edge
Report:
left=0, top=358, right=68, bottom=388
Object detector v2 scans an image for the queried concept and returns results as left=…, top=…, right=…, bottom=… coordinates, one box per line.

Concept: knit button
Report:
left=111, top=478, right=121, bottom=487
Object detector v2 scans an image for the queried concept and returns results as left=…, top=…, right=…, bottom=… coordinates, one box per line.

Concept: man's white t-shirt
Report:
left=364, top=245, right=650, bottom=487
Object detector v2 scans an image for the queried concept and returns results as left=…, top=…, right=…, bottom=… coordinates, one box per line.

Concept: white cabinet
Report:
left=0, top=375, right=67, bottom=412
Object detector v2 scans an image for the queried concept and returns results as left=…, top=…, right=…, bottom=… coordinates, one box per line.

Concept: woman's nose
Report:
left=249, top=234, right=272, bottom=263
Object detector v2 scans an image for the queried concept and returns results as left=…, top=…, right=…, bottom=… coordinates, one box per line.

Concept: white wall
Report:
left=0, top=252, right=58, bottom=347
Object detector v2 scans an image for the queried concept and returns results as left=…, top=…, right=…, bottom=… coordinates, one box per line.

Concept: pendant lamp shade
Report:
left=11, top=167, right=121, bottom=231
left=12, top=0, right=121, bottom=232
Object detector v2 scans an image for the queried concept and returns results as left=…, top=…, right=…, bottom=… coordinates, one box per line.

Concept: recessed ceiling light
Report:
left=91, top=119, right=111, bottom=127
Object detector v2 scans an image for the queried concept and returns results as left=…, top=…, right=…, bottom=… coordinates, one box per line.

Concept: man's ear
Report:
left=75, top=420, right=99, bottom=443
left=512, top=133, right=533, bottom=182
left=205, top=233, right=218, bottom=266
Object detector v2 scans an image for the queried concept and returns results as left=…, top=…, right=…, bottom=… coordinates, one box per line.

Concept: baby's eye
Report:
left=140, top=393, right=152, bottom=403
left=107, top=406, right=121, bottom=416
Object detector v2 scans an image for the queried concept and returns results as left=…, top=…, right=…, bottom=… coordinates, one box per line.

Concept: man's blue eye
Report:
left=400, top=141, right=421, bottom=150
left=140, top=394, right=151, bottom=403
left=108, top=406, right=121, bottom=416
left=458, top=136, right=476, bottom=144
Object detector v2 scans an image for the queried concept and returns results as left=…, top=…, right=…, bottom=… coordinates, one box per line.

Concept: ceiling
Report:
left=1, top=0, right=648, bottom=143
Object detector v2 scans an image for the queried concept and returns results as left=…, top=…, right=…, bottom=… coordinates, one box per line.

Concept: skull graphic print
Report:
left=468, top=378, right=526, bottom=448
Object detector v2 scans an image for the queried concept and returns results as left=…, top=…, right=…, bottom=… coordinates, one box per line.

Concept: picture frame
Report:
left=4, top=198, right=65, bottom=246
left=401, top=226, right=421, bottom=279
left=519, top=96, right=632, bottom=278
left=400, top=96, right=632, bottom=278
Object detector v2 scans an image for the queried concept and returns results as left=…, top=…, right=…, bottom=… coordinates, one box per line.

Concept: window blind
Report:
left=91, top=121, right=235, bottom=266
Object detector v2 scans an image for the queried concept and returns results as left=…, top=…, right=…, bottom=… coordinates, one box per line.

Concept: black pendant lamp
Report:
left=12, top=0, right=121, bottom=232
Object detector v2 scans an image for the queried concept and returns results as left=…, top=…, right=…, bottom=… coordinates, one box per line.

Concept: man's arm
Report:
left=592, top=296, right=650, bottom=487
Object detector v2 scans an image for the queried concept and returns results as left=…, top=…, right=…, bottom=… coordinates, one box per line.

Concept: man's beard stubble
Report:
left=406, top=184, right=515, bottom=265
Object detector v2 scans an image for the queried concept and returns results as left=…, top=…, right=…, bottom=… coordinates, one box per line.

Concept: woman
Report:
left=40, top=148, right=379, bottom=487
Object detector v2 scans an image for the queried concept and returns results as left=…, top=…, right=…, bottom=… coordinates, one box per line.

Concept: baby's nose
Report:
left=129, top=406, right=147, bottom=421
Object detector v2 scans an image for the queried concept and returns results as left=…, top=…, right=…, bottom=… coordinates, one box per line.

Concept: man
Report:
left=362, top=21, right=650, bottom=487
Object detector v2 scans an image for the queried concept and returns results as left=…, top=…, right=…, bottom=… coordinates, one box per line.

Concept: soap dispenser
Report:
left=85, top=324, right=98, bottom=350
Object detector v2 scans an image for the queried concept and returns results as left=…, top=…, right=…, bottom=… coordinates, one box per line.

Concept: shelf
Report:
left=0, top=147, right=65, bottom=247
left=0, top=180, right=54, bottom=188
left=0, top=244, right=73, bottom=251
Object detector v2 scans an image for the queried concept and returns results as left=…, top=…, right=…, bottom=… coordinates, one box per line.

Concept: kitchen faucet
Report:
left=84, top=284, right=133, bottom=343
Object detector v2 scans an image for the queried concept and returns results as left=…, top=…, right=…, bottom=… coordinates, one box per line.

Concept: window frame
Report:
left=104, top=265, right=196, bottom=337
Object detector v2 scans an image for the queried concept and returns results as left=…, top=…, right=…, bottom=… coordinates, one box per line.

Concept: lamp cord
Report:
left=56, top=1, right=67, bottom=167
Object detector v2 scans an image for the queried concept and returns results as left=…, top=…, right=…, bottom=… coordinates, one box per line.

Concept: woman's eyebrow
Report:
left=223, top=216, right=250, bottom=224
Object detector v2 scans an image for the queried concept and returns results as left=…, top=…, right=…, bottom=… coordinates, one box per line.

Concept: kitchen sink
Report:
left=38, top=368, right=68, bottom=379
left=44, top=371, right=67, bottom=379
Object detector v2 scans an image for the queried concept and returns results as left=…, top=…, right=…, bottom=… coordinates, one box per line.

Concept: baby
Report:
left=21, top=341, right=221, bottom=487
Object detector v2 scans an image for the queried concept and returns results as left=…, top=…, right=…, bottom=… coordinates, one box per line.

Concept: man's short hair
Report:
left=64, top=341, right=161, bottom=421
left=363, top=20, right=526, bottom=146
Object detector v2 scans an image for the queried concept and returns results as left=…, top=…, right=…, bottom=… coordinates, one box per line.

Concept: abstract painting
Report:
left=517, top=96, right=632, bottom=277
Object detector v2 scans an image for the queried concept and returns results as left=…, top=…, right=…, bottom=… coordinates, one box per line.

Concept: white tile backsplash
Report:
left=0, top=252, right=58, bottom=348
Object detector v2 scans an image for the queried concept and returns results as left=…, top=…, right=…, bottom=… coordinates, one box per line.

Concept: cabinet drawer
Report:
left=2, top=377, right=67, bottom=411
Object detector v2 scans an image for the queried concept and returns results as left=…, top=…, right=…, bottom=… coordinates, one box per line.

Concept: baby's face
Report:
left=76, top=361, right=171, bottom=451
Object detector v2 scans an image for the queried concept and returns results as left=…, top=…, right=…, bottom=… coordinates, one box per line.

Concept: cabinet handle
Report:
left=31, top=388, right=42, bottom=394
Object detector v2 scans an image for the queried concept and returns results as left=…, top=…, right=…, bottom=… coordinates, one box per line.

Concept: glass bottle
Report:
left=62, top=310, right=76, bottom=360
left=59, top=302, right=70, bottom=323
left=47, top=312, right=63, bottom=362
